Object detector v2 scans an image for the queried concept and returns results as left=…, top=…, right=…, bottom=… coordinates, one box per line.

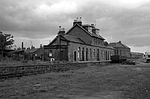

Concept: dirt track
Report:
left=0, top=63, right=150, bottom=99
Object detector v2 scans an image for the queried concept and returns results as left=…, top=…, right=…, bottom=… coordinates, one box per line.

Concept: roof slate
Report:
left=64, top=35, right=85, bottom=44
left=79, top=24, right=105, bottom=40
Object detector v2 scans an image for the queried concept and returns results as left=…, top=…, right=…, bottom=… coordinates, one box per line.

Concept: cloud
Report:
left=0, top=0, right=81, bottom=38
left=0, top=0, right=150, bottom=52
left=102, top=0, right=150, bottom=8
left=34, top=1, right=78, bottom=15
left=100, top=7, right=150, bottom=46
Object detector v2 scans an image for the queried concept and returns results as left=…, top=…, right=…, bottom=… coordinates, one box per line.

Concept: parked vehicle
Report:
left=144, top=52, right=150, bottom=63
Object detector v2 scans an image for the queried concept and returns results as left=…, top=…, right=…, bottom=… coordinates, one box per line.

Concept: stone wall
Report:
left=0, top=62, right=110, bottom=79
left=68, top=42, right=114, bottom=62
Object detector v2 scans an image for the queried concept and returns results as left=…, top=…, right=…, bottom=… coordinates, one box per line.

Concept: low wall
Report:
left=0, top=62, right=110, bottom=79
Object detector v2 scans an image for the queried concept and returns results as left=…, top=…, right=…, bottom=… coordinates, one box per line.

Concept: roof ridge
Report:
left=121, top=43, right=129, bottom=48
left=66, top=23, right=105, bottom=40
left=109, top=42, right=129, bottom=48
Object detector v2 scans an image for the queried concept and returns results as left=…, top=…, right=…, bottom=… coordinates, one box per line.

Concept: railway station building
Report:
left=44, top=18, right=114, bottom=62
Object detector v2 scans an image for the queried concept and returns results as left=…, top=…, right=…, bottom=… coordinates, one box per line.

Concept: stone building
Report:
left=44, top=18, right=114, bottom=62
left=25, top=47, right=44, bottom=60
left=109, top=41, right=131, bottom=58
left=130, top=52, right=144, bottom=59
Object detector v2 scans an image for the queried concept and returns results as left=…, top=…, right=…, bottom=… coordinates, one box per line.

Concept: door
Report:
left=74, top=51, right=77, bottom=61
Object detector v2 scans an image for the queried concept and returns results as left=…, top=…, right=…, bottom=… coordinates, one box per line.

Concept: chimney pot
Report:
left=22, top=42, right=24, bottom=50
left=91, top=24, right=95, bottom=28
left=58, top=27, right=65, bottom=36
left=73, top=17, right=82, bottom=26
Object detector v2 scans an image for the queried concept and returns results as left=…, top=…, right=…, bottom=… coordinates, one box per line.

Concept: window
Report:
left=97, top=49, right=100, bottom=61
left=49, top=50, right=52, bottom=57
left=78, top=47, right=81, bottom=60
left=101, top=50, right=103, bottom=59
left=93, top=49, right=96, bottom=58
left=106, top=51, right=110, bottom=60
left=86, top=48, right=88, bottom=61
left=90, top=48, right=92, bottom=59
left=49, top=53, right=52, bottom=57
left=107, top=51, right=109, bottom=60
left=82, top=48, right=84, bottom=61
left=105, top=51, right=107, bottom=60
left=74, top=51, right=77, bottom=61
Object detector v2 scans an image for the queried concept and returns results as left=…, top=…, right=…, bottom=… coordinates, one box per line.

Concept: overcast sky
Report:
left=0, top=0, right=150, bottom=52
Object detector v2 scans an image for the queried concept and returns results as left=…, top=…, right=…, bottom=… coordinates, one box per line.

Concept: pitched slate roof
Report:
left=25, top=48, right=39, bottom=53
left=45, top=21, right=107, bottom=47
left=45, top=34, right=85, bottom=47
left=109, top=41, right=130, bottom=49
left=63, top=35, right=85, bottom=44
left=91, top=32, right=105, bottom=40
left=66, top=24, right=105, bottom=40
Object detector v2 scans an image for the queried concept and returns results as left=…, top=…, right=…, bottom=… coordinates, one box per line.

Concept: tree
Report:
left=0, top=31, right=14, bottom=58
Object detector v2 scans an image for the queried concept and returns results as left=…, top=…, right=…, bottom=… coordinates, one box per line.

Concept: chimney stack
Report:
left=21, top=42, right=24, bottom=50
left=73, top=17, right=82, bottom=26
left=91, top=24, right=95, bottom=28
left=0, top=31, right=2, bottom=35
left=58, top=26, right=65, bottom=36
left=40, top=44, right=43, bottom=48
